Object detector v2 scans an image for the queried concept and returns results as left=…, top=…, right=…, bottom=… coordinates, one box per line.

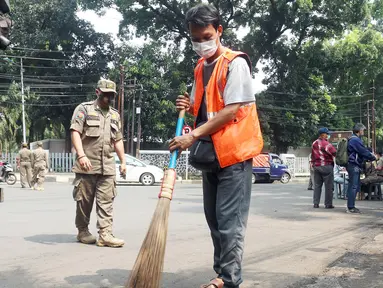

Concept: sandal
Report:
left=200, top=278, right=224, bottom=288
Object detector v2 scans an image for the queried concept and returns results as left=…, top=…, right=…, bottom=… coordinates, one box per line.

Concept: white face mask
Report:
left=192, top=37, right=219, bottom=59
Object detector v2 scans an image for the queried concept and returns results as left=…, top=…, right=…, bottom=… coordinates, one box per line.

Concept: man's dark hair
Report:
left=185, top=4, right=220, bottom=30
left=353, top=123, right=366, bottom=134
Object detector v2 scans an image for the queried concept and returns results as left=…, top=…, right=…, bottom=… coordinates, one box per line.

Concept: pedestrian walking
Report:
left=346, top=123, right=376, bottom=213
left=70, top=79, right=126, bottom=248
left=169, top=4, right=263, bottom=288
left=31, top=141, right=48, bottom=191
left=17, top=143, right=33, bottom=188
left=311, top=128, right=337, bottom=209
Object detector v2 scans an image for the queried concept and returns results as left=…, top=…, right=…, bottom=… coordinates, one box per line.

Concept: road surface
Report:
left=0, top=182, right=382, bottom=288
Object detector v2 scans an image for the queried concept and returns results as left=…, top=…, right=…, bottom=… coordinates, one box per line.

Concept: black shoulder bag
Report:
left=189, top=121, right=220, bottom=172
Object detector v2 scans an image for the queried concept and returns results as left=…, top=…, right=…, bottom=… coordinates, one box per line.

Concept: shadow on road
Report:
left=24, top=234, right=76, bottom=245
left=65, top=269, right=130, bottom=287
left=64, top=267, right=263, bottom=288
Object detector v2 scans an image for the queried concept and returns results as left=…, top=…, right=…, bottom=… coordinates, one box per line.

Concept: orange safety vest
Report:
left=191, top=48, right=264, bottom=168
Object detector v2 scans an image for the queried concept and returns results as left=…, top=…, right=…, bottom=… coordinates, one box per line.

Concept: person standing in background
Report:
left=333, top=164, right=348, bottom=199
left=347, top=123, right=376, bottom=213
left=17, top=143, right=33, bottom=188
left=31, top=141, right=48, bottom=191
left=308, top=153, right=314, bottom=190
left=376, top=151, right=383, bottom=170
left=311, top=128, right=337, bottom=209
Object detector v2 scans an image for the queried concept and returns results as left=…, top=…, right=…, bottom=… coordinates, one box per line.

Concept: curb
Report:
left=14, top=173, right=309, bottom=185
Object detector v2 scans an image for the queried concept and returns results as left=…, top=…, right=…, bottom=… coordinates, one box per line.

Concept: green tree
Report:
left=107, top=0, right=369, bottom=152
left=0, top=0, right=114, bottom=151
left=111, top=43, right=184, bottom=149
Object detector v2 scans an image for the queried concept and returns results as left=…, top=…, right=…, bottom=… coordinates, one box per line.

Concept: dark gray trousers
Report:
left=313, top=165, right=334, bottom=206
left=202, top=159, right=252, bottom=288
left=308, top=168, right=314, bottom=189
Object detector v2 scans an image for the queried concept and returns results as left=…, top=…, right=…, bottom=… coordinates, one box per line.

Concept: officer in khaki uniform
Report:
left=32, top=141, right=48, bottom=191
left=70, top=79, right=127, bottom=248
left=18, top=143, right=33, bottom=188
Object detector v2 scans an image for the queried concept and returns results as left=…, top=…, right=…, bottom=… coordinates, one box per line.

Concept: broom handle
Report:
left=168, top=109, right=186, bottom=169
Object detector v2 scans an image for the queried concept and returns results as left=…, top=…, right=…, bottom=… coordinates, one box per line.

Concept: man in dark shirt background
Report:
left=346, top=123, right=376, bottom=214
left=311, top=128, right=337, bottom=209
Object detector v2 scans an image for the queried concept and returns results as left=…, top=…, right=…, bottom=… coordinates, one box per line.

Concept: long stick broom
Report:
left=126, top=109, right=186, bottom=288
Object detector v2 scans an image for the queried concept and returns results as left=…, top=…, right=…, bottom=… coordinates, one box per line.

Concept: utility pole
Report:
left=131, top=94, right=136, bottom=156
left=359, top=93, right=362, bottom=123
left=119, top=65, right=125, bottom=147
left=126, top=92, right=131, bottom=154
left=20, top=58, right=26, bottom=144
left=372, top=81, right=376, bottom=152
left=136, top=85, right=143, bottom=159
left=368, top=101, right=370, bottom=148
left=117, top=84, right=121, bottom=112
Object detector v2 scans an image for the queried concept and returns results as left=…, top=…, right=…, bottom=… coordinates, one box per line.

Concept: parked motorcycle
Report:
left=0, top=161, right=17, bottom=185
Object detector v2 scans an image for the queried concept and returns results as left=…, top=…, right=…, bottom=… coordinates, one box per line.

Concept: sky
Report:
left=77, top=9, right=266, bottom=92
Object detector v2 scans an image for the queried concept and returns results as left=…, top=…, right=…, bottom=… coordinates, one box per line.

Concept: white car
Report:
left=114, top=153, right=164, bottom=186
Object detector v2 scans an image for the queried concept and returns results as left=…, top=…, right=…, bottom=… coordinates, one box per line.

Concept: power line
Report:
left=31, top=95, right=89, bottom=98
left=20, top=65, right=91, bottom=70
left=1, top=59, right=98, bottom=70
left=3, top=55, right=75, bottom=62
left=263, top=90, right=373, bottom=99
left=0, top=74, right=72, bottom=84
left=0, top=100, right=82, bottom=107
left=10, top=47, right=76, bottom=54
left=0, top=73, right=100, bottom=78
left=0, top=83, right=96, bottom=89
left=0, top=88, right=92, bottom=94
left=2, top=55, right=109, bottom=65
left=0, top=74, right=98, bottom=85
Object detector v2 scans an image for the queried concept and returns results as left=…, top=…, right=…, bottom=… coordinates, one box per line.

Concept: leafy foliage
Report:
left=2, top=0, right=383, bottom=153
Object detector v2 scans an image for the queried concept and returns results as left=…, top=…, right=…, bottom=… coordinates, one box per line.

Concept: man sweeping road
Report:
left=169, top=4, right=263, bottom=288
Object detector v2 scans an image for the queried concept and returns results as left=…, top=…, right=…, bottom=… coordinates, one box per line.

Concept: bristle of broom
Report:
left=126, top=197, right=171, bottom=288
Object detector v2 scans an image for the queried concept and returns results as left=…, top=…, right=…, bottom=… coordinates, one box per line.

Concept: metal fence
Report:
left=1, top=151, right=311, bottom=177
left=1, top=152, right=75, bottom=173
left=139, top=150, right=200, bottom=179
left=295, top=157, right=310, bottom=176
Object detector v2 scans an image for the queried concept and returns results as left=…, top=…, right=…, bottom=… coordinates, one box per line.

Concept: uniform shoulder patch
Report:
left=75, top=111, right=86, bottom=121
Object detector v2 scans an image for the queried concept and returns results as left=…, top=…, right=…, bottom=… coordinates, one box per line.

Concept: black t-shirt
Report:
left=196, top=60, right=218, bottom=126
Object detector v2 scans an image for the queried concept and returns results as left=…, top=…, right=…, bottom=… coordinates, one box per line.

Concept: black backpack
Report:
left=336, top=138, right=348, bottom=167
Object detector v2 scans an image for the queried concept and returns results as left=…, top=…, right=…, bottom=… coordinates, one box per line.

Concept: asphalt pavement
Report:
left=0, top=182, right=382, bottom=288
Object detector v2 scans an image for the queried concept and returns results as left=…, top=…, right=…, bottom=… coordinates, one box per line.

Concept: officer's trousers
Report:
left=73, top=174, right=116, bottom=233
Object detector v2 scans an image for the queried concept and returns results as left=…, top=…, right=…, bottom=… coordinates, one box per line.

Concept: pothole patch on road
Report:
left=325, top=266, right=365, bottom=278
left=306, top=248, right=331, bottom=253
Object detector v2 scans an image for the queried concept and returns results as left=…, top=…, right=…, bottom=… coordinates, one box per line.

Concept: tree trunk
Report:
left=28, top=121, right=34, bottom=143
left=64, top=120, right=71, bottom=153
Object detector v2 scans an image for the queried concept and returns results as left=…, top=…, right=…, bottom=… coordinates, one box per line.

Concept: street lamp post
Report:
left=20, top=58, right=26, bottom=144
left=136, top=85, right=143, bottom=159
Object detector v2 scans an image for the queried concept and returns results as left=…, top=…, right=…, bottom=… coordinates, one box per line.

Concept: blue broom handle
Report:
left=168, top=110, right=186, bottom=169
